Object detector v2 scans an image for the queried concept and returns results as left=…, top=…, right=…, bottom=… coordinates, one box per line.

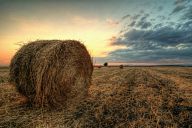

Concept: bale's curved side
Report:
left=10, top=40, right=93, bottom=107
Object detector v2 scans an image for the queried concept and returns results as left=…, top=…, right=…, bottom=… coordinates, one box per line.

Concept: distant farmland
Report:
left=0, top=66, right=192, bottom=128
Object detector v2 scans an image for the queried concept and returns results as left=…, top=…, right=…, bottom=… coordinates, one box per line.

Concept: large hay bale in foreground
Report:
left=9, top=40, right=93, bottom=107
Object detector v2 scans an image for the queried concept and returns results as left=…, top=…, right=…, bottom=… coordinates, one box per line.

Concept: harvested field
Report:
left=0, top=67, right=9, bottom=84
left=0, top=66, right=192, bottom=128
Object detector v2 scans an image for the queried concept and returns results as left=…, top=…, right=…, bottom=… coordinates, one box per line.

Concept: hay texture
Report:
left=9, top=40, right=93, bottom=107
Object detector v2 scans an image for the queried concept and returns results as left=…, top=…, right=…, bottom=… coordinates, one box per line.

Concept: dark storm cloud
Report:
left=108, top=46, right=192, bottom=62
left=180, top=20, right=192, bottom=28
left=112, top=25, right=192, bottom=47
left=140, top=13, right=150, bottom=21
left=122, top=13, right=151, bottom=29
left=171, top=5, right=186, bottom=14
left=181, top=6, right=192, bottom=20
left=109, top=21, right=192, bottom=62
left=153, top=23, right=163, bottom=29
left=150, top=18, right=156, bottom=21
left=136, top=21, right=152, bottom=29
left=101, top=0, right=192, bottom=64
left=134, top=13, right=151, bottom=29
left=174, top=0, right=188, bottom=5
left=128, top=21, right=136, bottom=27
left=106, top=0, right=192, bottom=64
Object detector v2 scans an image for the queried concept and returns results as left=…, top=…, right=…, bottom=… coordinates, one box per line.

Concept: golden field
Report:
left=0, top=66, right=192, bottom=128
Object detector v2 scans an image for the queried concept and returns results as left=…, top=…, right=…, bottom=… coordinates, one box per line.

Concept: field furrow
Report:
left=69, top=67, right=192, bottom=128
left=149, top=67, right=192, bottom=100
left=0, top=67, right=191, bottom=128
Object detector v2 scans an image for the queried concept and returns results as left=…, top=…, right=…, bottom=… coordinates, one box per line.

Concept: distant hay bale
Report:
left=9, top=40, right=93, bottom=108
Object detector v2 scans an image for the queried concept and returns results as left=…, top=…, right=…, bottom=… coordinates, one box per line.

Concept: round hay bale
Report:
left=9, top=40, right=93, bottom=108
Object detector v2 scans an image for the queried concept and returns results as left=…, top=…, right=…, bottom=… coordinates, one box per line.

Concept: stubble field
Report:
left=0, top=66, right=191, bottom=128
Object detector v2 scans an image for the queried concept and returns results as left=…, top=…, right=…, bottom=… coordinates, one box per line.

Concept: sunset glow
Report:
left=0, top=14, right=123, bottom=65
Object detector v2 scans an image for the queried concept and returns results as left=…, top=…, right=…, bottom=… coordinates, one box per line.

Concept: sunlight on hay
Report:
left=9, top=40, right=93, bottom=108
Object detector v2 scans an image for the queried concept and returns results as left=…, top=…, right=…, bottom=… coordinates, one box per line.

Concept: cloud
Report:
left=180, top=20, right=192, bottom=28
left=108, top=46, right=192, bottom=63
left=136, top=21, right=152, bottom=29
left=140, top=13, right=150, bottom=21
left=150, top=18, right=156, bottom=21
left=109, top=20, right=192, bottom=63
left=101, top=0, right=192, bottom=64
left=113, top=25, right=192, bottom=46
left=140, top=10, right=145, bottom=13
left=121, top=14, right=130, bottom=20
left=108, top=36, right=117, bottom=42
left=135, top=13, right=151, bottom=29
left=181, top=6, right=192, bottom=20
left=121, top=13, right=151, bottom=29
left=153, top=23, right=163, bottom=29
left=128, top=21, right=136, bottom=27
left=174, top=0, right=188, bottom=5
left=106, top=18, right=119, bottom=26
left=157, top=16, right=167, bottom=20
left=158, top=6, right=163, bottom=11
left=171, top=5, right=186, bottom=14
left=172, top=0, right=192, bottom=20
left=122, top=14, right=141, bottom=21
left=131, top=14, right=141, bottom=20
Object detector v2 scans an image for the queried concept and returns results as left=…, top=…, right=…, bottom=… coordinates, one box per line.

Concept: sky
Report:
left=0, top=0, right=192, bottom=65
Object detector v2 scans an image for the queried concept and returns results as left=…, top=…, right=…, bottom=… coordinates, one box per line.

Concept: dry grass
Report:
left=0, top=67, right=192, bottom=128
left=9, top=40, right=93, bottom=108
left=0, top=67, right=9, bottom=84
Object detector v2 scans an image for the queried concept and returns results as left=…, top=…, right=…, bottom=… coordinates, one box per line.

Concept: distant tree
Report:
left=119, top=65, right=123, bottom=69
left=104, top=62, right=108, bottom=67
